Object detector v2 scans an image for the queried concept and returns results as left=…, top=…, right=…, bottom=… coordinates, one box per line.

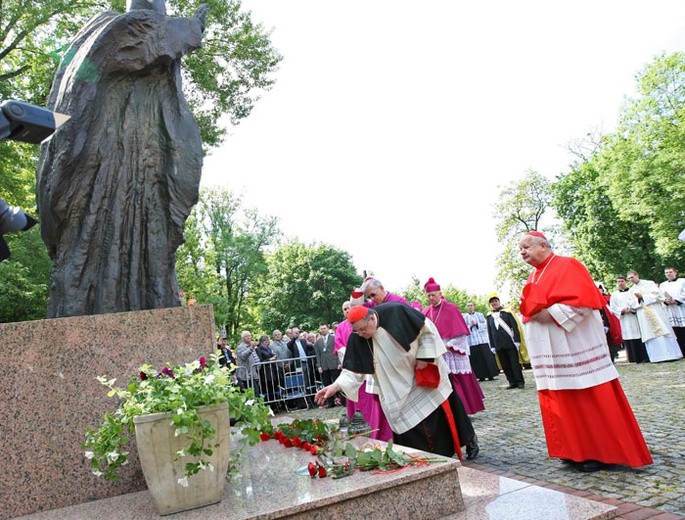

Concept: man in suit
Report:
left=314, top=324, right=343, bottom=408
left=287, top=327, right=316, bottom=396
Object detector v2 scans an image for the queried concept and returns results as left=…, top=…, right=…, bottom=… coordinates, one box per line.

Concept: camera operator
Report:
left=0, top=198, right=37, bottom=261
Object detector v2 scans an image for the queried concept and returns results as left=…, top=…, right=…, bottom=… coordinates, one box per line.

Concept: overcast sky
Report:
left=201, top=1, right=685, bottom=298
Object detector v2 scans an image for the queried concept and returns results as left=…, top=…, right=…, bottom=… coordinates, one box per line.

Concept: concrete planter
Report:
left=133, top=402, right=230, bottom=515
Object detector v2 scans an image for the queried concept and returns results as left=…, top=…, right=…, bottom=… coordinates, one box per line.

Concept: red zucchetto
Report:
left=526, top=230, right=547, bottom=240
left=347, top=306, right=370, bottom=323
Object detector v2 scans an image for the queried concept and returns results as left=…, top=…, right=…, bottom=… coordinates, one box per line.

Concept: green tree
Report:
left=554, top=52, right=685, bottom=283
left=0, top=228, right=51, bottom=322
left=257, top=241, right=360, bottom=332
left=601, top=52, right=685, bottom=269
left=492, top=170, right=559, bottom=296
left=553, top=148, right=661, bottom=284
left=401, top=277, right=489, bottom=315
left=1, top=0, right=281, bottom=146
left=175, top=187, right=280, bottom=339
left=1, top=0, right=281, bottom=322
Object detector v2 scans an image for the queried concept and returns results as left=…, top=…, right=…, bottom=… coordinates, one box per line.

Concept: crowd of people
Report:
left=607, top=269, right=685, bottom=364
left=212, top=230, right=684, bottom=474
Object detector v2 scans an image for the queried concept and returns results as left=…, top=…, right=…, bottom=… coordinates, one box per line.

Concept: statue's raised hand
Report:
left=195, top=4, right=209, bottom=32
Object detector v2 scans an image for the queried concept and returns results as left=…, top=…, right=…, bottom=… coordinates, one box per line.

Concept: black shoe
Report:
left=577, top=460, right=609, bottom=473
left=465, top=439, right=480, bottom=460
left=488, top=377, right=496, bottom=381
left=517, top=383, right=525, bottom=389
left=506, top=384, right=517, bottom=389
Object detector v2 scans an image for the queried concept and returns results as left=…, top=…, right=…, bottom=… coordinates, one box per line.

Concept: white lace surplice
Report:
left=442, top=336, right=472, bottom=374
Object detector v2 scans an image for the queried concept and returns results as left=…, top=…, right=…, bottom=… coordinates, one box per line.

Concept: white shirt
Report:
left=609, top=290, right=642, bottom=340
left=660, top=278, right=685, bottom=328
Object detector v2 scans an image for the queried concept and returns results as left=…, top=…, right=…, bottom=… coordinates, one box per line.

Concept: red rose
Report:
left=302, top=442, right=311, bottom=451
left=310, top=446, right=319, bottom=455
left=318, top=465, right=327, bottom=478
left=259, top=432, right=271, bottom=442
left=307, top=462, right=317, bottom=477
left=292, top=436, right=302, bottom=447
left=274, top=431, right=282, bottom=441
left=283, top=438, right=293, bottom=448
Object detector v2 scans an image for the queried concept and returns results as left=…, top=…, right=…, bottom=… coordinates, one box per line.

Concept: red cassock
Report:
left=521, top=254, right=652, bottom=467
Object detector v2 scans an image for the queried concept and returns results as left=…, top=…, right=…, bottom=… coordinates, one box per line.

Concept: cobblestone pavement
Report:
left=281, top=353, right=685, bottom=517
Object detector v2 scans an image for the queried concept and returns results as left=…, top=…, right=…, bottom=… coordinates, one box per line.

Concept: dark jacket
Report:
left=287, top=338, right=315, bottom=359
left=486, top=310, right=520, bottom=351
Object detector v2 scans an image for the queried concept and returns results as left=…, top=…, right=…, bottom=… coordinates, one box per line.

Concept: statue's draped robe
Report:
left=37, top=9, right=204, bottom=317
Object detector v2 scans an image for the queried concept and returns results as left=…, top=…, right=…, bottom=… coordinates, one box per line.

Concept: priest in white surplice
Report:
left=660, top=266, right=685, bottom=358
left=610, top=276, right=649, bottom=363
left=627, top=270, right=683, bottom=363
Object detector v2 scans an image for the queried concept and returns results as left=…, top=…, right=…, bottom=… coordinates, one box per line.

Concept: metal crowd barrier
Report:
left=235, top=355, right=322, bottom=412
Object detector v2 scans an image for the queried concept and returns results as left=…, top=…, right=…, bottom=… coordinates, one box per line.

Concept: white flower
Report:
left=208, top=463, right=215, bottom=472
left=177, top=408, right=184, bottom=415
left=84, top=451, right=95, bottom=460
left=92, top=470, right=103, bottom=477
left=175, top=449, right=186, bottom=458
left=106, top=451, right=120, bottom=463
left=204, top=374, right=215, bottom=385
left=268, top=407, right=275, bottom=416
left=177, top=477, right=189, bottom=487
left=245, top=399, right=255, bottom=406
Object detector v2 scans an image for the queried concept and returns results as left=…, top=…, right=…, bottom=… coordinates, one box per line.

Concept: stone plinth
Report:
left=13, top=438, right=618, bottom=520
left=0, top=305, right=215, bottom=520
left=14, top=435, right=465, bottom=520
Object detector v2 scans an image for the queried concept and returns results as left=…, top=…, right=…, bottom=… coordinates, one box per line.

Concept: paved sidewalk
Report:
left=285, top=353, right=685, bottom=519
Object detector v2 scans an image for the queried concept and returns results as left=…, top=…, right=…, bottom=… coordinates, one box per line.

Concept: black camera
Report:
left=1, top=99, right=68, bottom=260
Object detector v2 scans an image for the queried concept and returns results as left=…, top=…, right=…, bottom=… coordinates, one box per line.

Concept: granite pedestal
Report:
left=0, top=305, right=215, bottom=519
left=13, top=434, right=618, bottom=520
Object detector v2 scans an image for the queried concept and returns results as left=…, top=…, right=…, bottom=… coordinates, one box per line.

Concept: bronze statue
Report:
left=37, top=1, right=208, bottom=317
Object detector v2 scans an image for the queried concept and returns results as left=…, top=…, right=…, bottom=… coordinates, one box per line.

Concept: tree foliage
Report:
left=492, top=170, right=559, bottom=296
left=175, top=187, right=280, bottom=339
left=1, top=0, right=282, bottom=146
left=401, top=277, right=489, bottom=314
left=257, top=241, right=360, bottom=333
left=553, top=150, right=661, bottom=284
left=553, top=52, right=685, bottom=284
left=1, top=0, right=280, bottom=322
left=0, top=228, right=51, bottom=322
